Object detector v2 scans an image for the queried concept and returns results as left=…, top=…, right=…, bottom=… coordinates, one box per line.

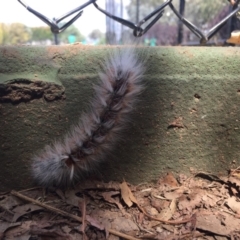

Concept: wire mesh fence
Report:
left=2, top=0, right=240, bottom=46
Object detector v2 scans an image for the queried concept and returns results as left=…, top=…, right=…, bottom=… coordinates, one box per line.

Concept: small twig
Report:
left=80, top=194, right=87, bottom=240
left=18, top=187, right=43, bottom=192
left=11, top=190, right=83, bottom=222
left=136, top=201, right=192, bottom=225
left=11, top=190, right=140, bottom=240
left=109, top=229, right=140, bottom=240
left=223, top=209, right=240, bottom=219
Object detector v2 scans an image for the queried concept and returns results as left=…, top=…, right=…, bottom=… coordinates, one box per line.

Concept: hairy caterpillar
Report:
left=32, top=47, right=145, bottom=188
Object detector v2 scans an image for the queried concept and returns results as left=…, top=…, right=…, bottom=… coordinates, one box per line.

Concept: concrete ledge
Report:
left=1, top=44, right=240, bottom=190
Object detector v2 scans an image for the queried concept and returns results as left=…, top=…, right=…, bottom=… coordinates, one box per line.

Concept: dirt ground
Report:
left=1, top=169, right=240, bottom=240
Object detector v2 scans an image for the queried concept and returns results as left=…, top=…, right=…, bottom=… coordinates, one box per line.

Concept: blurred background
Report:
left=0, top=0, right=239, bottom=46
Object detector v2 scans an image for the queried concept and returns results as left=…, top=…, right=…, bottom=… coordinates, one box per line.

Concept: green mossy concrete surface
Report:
left=0, top=45, right=240, bottom=190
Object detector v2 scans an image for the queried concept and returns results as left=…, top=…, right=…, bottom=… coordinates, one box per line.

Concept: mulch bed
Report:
left=1, top=169, right=240, bottom=240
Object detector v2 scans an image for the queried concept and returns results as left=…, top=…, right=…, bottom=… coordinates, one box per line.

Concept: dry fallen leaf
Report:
left=101, top=191, right=124, bottom=211
left=30, top=225, right=71, bottom=240
left=0, top=222, right=21, bottom=234
left=159, top=172, right=179, bottom=188
left=0, top=195, right=23, bottom=211
left=196, top=210, right=240, bottom=236
left=111, top=217, right=138, bottom=232
left=227, top=30, right=240, bottom=44
left=64, top=189, right=83, bottom=207
left=163, top=186, right=188, bottom=200
left=225, top=197, right=240, bottom=214
left=12, top=203, right=43, bottom=222
left=119, top=181, right=138, bottom=207
left=158, top=199, right=177, bottom=221
left=4, top=220, right=34, bottom=239
left=86, top=215, right=105, bottom=231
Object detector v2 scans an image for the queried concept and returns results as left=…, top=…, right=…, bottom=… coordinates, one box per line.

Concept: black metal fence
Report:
left=17, top=0, right=240, bottom=46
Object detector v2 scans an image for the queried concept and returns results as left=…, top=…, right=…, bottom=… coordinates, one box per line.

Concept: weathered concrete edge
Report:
left=1, top=45, right=240, bottom=190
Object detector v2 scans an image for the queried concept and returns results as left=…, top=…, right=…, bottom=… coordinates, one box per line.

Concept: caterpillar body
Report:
left=32, top=47, right=145, bottom=188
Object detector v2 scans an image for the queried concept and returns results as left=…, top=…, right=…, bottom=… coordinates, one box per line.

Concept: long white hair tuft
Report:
left=32, top=47, right=145, bottom=188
